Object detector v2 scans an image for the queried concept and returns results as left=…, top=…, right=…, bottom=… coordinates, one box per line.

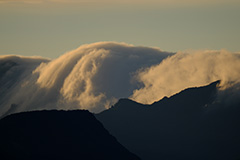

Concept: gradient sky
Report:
left=0, top=0, right=240, bottom=58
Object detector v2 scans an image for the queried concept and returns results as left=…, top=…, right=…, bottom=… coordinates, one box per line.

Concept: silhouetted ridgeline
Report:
left=0, top=110, right=140, bottom=160
left=96, top=81, right=240, bottom=160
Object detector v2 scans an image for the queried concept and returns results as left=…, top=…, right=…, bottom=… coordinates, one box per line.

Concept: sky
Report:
left=0, top=0, right=240, bottom=58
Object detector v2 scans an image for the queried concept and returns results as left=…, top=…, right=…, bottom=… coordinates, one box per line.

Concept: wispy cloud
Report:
left=131, top=50, right=240, bottom=104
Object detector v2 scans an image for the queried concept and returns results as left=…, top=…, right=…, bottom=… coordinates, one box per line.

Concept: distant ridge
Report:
left=106, top=80, right=220, bottom=111
left=152, top=80, right=220, bottom=106
left=0, top=110, right=140, bottom=160
left=96, top=80, right=240, bottom=160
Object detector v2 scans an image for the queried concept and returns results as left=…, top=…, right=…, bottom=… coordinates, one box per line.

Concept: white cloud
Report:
left=0, top=42, right=171, bottom=116
left=131, top=50, right=240, bottom=104
left=1, top=42, right=240, bottom=117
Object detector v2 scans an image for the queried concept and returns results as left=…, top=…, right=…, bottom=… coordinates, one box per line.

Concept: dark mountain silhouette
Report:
left=96, top=80, right=240, bottom=160
left=0, top=110, right=140, bottom=160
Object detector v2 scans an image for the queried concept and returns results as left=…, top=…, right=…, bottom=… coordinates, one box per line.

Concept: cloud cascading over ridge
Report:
left=1, top=42, right=240, bottom=117
left=131, top=50, right=240, bottom=104
left=0, top=42, right=172, bottom=116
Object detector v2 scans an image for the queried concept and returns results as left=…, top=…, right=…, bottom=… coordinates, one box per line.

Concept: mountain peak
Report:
left=116, top=98, right=144, bottom=107
left=152, top=80, right=220, bottom=108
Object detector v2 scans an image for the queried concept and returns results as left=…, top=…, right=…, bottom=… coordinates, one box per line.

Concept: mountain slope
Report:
left=96, top=81, right=240, bottom=160
left=0, top=110, right=140, bottom=160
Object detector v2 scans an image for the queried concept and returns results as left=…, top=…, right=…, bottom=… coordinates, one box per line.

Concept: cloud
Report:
left=1, top=42, right=240, bottom=117
left=131, top=50, right=240, bottom=104
left=0, top=42, right=172, bottom=116
left=0, top=55, right=49, bottom=116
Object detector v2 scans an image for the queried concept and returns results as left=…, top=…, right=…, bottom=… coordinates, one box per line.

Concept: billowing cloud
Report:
left=0, top=42, right=172, bottom=117
left=131, top=50, right=240, bottom=104
left=1, top=42, right=240, bottom=117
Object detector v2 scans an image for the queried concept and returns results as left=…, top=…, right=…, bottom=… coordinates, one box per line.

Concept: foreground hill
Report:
left=96, top=81, right=240, bottom=160
left=0, top=110, right=140, bottom=160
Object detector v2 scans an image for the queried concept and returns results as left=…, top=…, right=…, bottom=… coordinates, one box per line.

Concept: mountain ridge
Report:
left=96, top=80, right=240, bottom=160
left=0, top=110, right=140, bottom=160
left=100, top=80, right=220, bottom=116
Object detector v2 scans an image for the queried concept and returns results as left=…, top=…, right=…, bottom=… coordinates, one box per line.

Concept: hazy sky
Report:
left=0, top=0, right=240, bottom=58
